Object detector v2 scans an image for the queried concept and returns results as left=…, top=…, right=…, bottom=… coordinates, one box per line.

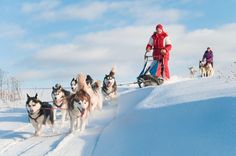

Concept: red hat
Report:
left=156, top=24, right=163, bottom=30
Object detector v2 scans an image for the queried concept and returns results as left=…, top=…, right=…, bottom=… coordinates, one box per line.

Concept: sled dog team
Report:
left=189, top=62, right=214, bottom=78
left=26, top=67, right=117, bottom=136
left=189, top=61, right=214, bottom=78
left=189, top=47, right=214, bottom=78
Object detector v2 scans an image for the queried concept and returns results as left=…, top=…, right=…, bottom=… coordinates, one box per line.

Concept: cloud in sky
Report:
left=0, top=23, right=25, bottom=39
left=21, top=1, right=122, bottom=21
left=170, top=23, right=236, bottom=64
left=21, top=0, right=60, bottom=13
left=47, top=32, right=69, bottom=40
left=17, top=42, right=42, bottom=51
left=125, top=2, right=183, bottom=24
left=35, top=44, right=110, bottom=63
left=20, top=0, right=186, bottom=24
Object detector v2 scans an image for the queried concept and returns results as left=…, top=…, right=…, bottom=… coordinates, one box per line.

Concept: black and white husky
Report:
left=102, top=67, right=117, bottom=100
left=26, top=93, right=54, bottom=136
left=51, top=84, right=70, bottom=125
left=69, top=89, right=91, bottom=132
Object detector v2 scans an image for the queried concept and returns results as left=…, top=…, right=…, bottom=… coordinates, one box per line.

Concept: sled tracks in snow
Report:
left=0, top=122, right=71, bottom=156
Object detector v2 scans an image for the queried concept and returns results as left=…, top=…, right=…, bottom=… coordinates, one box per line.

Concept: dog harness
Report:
left=53, top=96, right=65, bottom=108
left=102, top=87, right=116, bottom=97
left=27, top=109, right=44, bottom=124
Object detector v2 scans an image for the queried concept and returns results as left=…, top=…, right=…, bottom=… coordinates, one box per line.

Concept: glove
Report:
left=160, top=49, right=166, bottom=55
left=146, top=47, right=151, bottom=52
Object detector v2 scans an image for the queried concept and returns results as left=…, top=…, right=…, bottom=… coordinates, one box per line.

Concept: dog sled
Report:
left=137, top=55, right=164, bottom=88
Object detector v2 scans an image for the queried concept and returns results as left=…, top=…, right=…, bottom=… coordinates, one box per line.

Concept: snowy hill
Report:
left=93, top=78, right=236, bottom=156
left=0, top=76, right=236, bottom=156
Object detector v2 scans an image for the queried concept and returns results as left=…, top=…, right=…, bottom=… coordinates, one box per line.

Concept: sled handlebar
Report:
left=144, top=52, right=152, bottom=60
left=144, top=53, right=156, bottom=62
left=144, top=53, right=162, bottom=61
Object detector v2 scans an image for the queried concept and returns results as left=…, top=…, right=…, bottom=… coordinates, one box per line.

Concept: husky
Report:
left=199, top=61, right=214, bottom=77
left=26, top=93, right=54, bottom=136
left=69, top=89, right=91, bottom=132
left=189, top=66, right=198, bottom=78
left=71, top=75, right=94, bottom=93
left=51, top=84, right=70, bottom=125
left=76, top=73, right=103, bottom=111
left=102, top=67, right=117, bottom=100
left=205, top=62, right=214, bottom=77
left=199, top=61, right=207, bottom=77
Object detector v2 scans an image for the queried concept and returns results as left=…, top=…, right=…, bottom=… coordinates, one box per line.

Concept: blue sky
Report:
left=0, top=0, right=235, bottom=88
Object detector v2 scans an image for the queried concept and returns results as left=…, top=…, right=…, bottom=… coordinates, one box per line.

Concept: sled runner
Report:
left=137, top=55, right=164, bottom=88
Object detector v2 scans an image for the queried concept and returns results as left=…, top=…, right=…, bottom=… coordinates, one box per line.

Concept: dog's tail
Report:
left=77, top=73, right=87, bottom=90
left=109, top=66, right=116, bottom=77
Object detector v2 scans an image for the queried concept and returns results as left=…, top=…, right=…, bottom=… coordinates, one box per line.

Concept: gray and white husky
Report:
left=26, top=93, right=54, bottom=136
left=102, top=67, right=117, bottom=100
left=51, top=84, right=70, bottom=125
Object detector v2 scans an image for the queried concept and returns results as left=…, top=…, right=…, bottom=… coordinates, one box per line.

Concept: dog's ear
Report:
left=74, top=78, right=77, bottom=83
left=59, top=86, right=62, bottom=91
left=52, top=86, right=55, bottom=90
left=26, top=94, right=30, bottom=99
left=35, top=93, right=38, bottom=99
left=87, top=75, right=92, bottom=80
left=58, top=85, right=62, bottom=90
left=55, top=83, right=61, bottom=89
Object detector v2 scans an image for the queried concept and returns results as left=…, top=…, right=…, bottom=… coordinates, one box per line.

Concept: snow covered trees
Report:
left=0, top=68, right=21, bottom=103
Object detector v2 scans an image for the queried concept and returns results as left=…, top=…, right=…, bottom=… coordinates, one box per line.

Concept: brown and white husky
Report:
left=51, top=84, right=70, bottom=125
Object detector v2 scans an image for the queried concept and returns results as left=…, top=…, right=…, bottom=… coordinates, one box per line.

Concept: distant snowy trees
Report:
left=0, top=68, right=21, bottom=103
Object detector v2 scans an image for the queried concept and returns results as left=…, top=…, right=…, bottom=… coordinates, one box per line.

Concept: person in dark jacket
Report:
left=202, top=47, right=213, bottom=67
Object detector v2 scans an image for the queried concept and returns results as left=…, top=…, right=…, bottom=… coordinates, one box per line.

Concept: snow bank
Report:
left=93, top=77, right=236, bottom=156
left=139, top=77, right=236, bottom=109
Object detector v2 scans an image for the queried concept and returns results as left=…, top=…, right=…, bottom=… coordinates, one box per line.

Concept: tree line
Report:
left=0, top=68, right=21, bottom=103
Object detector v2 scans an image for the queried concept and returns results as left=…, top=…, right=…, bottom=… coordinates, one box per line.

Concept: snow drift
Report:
left=93, top=77, right=236, bottom=156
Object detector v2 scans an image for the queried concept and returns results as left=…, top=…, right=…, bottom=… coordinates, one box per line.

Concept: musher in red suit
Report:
left=145, top=24, right=172, bottom=80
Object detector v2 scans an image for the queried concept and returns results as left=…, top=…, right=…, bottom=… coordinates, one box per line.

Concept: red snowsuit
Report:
left=146, top=27, right=172, bottom=79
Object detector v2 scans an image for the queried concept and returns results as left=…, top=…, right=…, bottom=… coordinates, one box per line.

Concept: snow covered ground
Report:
left=0, top=74, right=236, bottom=156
